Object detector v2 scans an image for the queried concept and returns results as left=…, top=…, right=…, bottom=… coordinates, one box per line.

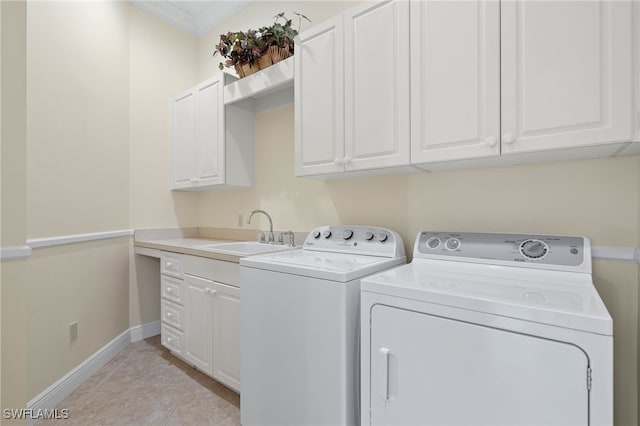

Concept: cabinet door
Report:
left=195, top=79, right=225, bottom=186
left=501, top=0, right=632, bottom=154
left=171, top=92, right=196, bottom=189
left=410, top=1, right=500, bottom=164
left=212, top=282, right=241, bottom=392
left=369, top=305, right=588, bottom=425
left=184, top=274, right=214, bottom=375
left=295, top=16, right=345, bottom=176
left=344, top=0, right=410, bottom=171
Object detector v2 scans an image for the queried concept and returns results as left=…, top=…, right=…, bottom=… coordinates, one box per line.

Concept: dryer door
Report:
left=369, top=304, right=589, bottom=425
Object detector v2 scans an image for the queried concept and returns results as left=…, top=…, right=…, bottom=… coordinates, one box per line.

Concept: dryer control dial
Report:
left=445, top=238, right=460, bottom=251
left=426, top=236, right=441, bottom=249
left=520, top=239, right=549, bottom=260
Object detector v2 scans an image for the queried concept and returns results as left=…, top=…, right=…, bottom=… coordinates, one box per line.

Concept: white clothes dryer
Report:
left=240, top=225, right=406, bottom=426
left=360, top=231, right=612, bottom=426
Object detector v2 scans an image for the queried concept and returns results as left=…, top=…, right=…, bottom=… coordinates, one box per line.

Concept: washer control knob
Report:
left=378, top=233, right=389, bottom=243
left=364, top=231, right=375, bottom=241
left=426, top=236, right=441, bottom=249
left=343, top=229, right=354, bottom=240
left=313, top=230, right=321, bottom=239
left=520, top=239, right=548, bottom=259
left=445, top=238, right=460, bottom=251
left=322, top=230, right=332, bottom=239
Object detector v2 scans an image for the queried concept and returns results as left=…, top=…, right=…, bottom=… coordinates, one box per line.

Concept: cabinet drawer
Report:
left=161, top=323, right=185, bottom=356
left=161, top=252, right=183, bottom=278
left=161, top=275, right=184, bottom=305
left=161, top=299, right=185, bottom=331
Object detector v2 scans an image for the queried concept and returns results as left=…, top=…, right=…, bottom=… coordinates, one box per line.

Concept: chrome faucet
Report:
left=247, top=210, right=274, bottom=243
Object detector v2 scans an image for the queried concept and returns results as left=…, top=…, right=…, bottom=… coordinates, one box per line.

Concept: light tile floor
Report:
left=41, top=336, right=240, bottom=425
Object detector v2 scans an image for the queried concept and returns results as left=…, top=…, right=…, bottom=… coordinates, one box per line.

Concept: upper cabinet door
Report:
left=172, top=92, right=196, bottom=189
left=501, top=0, right=632, bottom=154
left=410, top=0, right=500, bottom=164
left=294, top=16, right=345, bottom=176
left=344, top=0, right=410, bottom=171
left=195, top=79, right=224, bottom=186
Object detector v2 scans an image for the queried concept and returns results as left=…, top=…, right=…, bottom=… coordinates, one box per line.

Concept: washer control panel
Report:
left=416, top=231, right=587, bottom=269
left=303, top=226, right=405, bottom=258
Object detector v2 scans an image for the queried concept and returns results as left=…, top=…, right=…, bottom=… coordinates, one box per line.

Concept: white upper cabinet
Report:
left=410, top=0, right=500, bottom=164
left=195, top=80, right=225, bottom=186
left=411, top=0, right=634, bottom=168
left=343, top=0, right=410, bottom=172
left=295, top=16, right=344, bottom=176
left=172, top=92, right=197, bottom=187
left=171, top=75, right=254, bottom=190
left=295, top=0, right=411, bottom=178
left=501, top=0, right=632, bottom=154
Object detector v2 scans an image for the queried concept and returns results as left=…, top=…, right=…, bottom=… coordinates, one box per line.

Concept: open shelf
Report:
left=223, top=57, right=294, bottom=106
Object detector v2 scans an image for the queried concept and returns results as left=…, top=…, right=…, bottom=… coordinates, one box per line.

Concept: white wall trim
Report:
left=129, top=320, right=161, bottom=343
left=592, top=246, right=640, bottom=263
left=0, top=245, right=32, bottom=260
left=26, top=322, right=160, bottom=425
left=27, top=229, right=133, bottom=250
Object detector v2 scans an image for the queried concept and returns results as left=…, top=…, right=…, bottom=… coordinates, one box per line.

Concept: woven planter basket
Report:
left=269, top=46, right=292, bottom=64
left=257, top=54, right=273, bottom=70
left=237, top=61, right=259, bottom=78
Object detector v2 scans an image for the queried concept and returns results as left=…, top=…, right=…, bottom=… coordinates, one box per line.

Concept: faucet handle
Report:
left=277, top=233, right=284, bottom=244
left=257, top=231, right=266, bottom=243
left=285, top=230, right=295, bottom=247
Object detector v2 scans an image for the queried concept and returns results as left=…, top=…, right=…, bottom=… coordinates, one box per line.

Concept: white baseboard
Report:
left=27, top=322, right=160, bottom=425
left=130, top=320, right=161, bottom=342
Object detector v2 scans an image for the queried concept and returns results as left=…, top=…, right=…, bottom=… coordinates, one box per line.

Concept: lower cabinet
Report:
left=184, top=274, right=241, bottom=392
left=160, top=252, right=241, bottom=393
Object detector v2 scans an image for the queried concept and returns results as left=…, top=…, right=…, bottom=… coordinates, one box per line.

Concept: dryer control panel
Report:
left=303, top=226, right=405, bottom=258
left=415, top=232, right=590, bottom=273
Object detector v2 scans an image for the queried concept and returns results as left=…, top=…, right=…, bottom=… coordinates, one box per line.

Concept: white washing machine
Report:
left=360, top=231, right=613, bottom=426
left=240, top=225, right=406, bottom=426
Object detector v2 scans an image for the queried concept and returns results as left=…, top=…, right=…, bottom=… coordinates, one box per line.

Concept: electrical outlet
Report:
left=238, top=214, right=244, bottom=228
left=69, top=321, right=78, bottom=342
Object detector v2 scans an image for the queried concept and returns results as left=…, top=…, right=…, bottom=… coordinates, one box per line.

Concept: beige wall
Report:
left=1, top=0, right=28, bottom=420
left=128, top=5, right=199, bottom=231
left=1, top=0, right=132, bottom=413
left=127, top=5, right=199, bottom=328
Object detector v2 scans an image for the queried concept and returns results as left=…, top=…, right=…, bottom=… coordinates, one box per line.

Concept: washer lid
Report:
left=361, top=259, right=612, bottom=335
left=240, top=249, right=406, bottom=282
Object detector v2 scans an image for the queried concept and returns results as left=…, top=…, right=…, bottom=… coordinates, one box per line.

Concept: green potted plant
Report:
left=260, top=12, right=310, bottom=63
left=213, top=12, right=310, bottom=78
left=213, top=29, right=266, bottom=78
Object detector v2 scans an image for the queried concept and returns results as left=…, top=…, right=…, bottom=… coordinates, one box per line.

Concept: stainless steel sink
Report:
left=195, top=241, right=297, bottom=256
